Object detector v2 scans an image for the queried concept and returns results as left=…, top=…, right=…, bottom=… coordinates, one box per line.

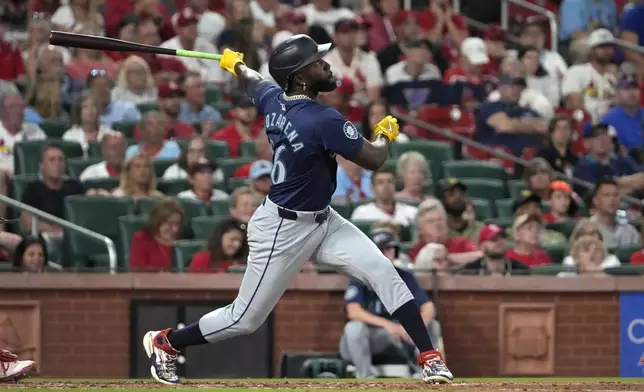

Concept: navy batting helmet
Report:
left=370, top=228, right=399, bottom=250
left=268, top=34, right=332, bottom=90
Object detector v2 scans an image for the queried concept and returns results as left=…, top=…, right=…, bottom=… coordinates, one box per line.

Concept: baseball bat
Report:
left=49, top=31, right=222, bottom=61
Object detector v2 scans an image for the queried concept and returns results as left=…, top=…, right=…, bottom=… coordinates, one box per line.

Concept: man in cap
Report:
left=211, top=93, right=261, bottom=157
left=341, top=227, right=441, bottom=379
left=456, top=224, right=530, bottom=276
left=171, top=0, right=226, bottom=43
left=559, top=0, right=617, bottom=63
left=561, top=28, right=618, bottom=122
left=515, top=17, right=568, bottom=79
left=438, top=178, right=485, bottom=244
left=505, top=214, right=552, bottom=267
left=443, top=37, right=490, bottom=85
left=134, top=82, right=197, bottom=140
left=599, top=74, right=644, bottom=153
left=249, top=159, right=273, bottom=197
left=510, top=190, right=567, bottom=247
left=177, top=156, right=229, bottom=202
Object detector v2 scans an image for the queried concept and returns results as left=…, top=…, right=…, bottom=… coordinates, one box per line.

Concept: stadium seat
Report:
left=228, top=178, right=250, bottom=192
left=192, top=215, right=229, bottom=239
left=417, top=105, right=475, bottom=136
left=82, top=177, right=120, bottom=192
left=494, top=199, right=515, bottom=218
left=613, top=244, right=643, bottom=264
left=213, top=101, right=233, bottom=116
left=383, top=159, right=398, bottom=175
left=604, top=265, right=644, bottom=275
left=205, top=87, right=222, bottom=104
left=157, top=178, right=190, bottom=195
left=118, top=214, right=148, bottom=268
left=542, top=244, right=566, bottom=264
left=40, top=120, right=70, bottom=138
left=67, top=158, right=102, bottom=178
left=531, top=264, right=577, bottom=275
left=352, top=220, right=376, bottom=236
left=137, top=102, right=159, bottom=113
left=153, top=159, right=176, bottom=178
left=546, top=220, right=579, bottom=239
left=210, top=199, right=230, bottom=216
left=443, top=160, right=506, bottom=181
left=87, top=141, right=101, bottom=158
left=14, top=140, right=84, bottom=175
left=9, top=175, right=39, bottom=233
left=64, top=195, right=136, bottom=269
left=507, top=180, right=527, bottom=199
left=218, top=157, right=256, bottom=179
left=483, top=217, right=514, bottom=229
left=443, top=178, right=506, bottom=201
left=138, top=197, right=208, bottom=238
left=112, top=121, right=137, bottom=139
left=172, top=240, right=205, bottom=272
left=390, top=141, right=454, bottom=180
left=470, top=198, right=494, bottom=220
left=206, top=140, right=230, bottom=160
left=239, top=141, right=256, bottom=157
left=330, top=202, right=353, bottom=219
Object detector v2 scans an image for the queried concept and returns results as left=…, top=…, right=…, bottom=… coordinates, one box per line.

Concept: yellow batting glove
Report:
left=373, top=115, right=400, bottom=142
left=219, top=48, right=246, bottom=76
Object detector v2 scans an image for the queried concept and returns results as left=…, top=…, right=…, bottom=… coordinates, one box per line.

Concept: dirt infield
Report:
left=4, top=380, right=644, bottom=391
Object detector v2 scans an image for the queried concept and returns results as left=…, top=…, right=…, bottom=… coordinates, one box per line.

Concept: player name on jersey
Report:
left=265, top=111, right=304, bottom=153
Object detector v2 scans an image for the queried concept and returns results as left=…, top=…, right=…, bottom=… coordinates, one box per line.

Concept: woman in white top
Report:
left=558, top=237, right=611, bottom=278
left=63, top=94, right=114, bottom=155
left=395, top=151, right=432, bottom=204
left=562, top=218, right=621, bottom=269
left=163, top=135, right=224, bottom=184
left=22, top=17, right=72, bottom=68
left=51, top=0, right=105, bottom=35
left=110, top=55, right=158, bottom=105
left=111, top=154, right=164, bottom=200
left=518, top=46, right=561, bottom=107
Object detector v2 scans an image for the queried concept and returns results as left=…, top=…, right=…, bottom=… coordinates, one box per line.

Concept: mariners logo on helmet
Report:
left=343, top=121, right=359, bottom=140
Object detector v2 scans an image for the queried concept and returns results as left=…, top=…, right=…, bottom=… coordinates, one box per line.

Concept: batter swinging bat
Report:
left=49, top=31, right=222, bottom=61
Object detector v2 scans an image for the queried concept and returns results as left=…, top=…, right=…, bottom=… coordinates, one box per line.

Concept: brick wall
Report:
left=0, top=275, right=631, bottom=378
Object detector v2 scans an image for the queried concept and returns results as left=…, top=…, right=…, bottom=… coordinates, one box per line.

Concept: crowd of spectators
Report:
left=0, top=0, right=641, bottom=279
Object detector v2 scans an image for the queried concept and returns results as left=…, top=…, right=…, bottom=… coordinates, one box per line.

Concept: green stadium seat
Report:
left=442, top=178, right=505, bottom=201
left=87, top=142, right=101, bottom=158
left=391, top=141, right=454, bottom=181
left=64, top=195, right=136, bottom=269
left=205, top=87, right=222, bottom=104
left=330, top=202, right=353, bottom=219
left=239, top=141, right=256, bottom=157
left=118, top=214, right=148, bottom=269
left=207, top=140, right=230, bottom=160
left=157, top=179, right=190, bottom=195
left=352, top=220, right=375, bottom=236
left=531, top=264, right=577, bottom=275
left=112, top=122, right=137, bottom=138
left=137, top=102, right=159, bottom=113
left=483, top=217, right=514, bottom=229
left=612, top=245, right=642, bottom=264
left=210, top=199, right=230, bottom=216
left=494, top=198, right=515, bottom=218
left=228, top=178, right=250, bottom=192
left=40, top=120, right=70, bottom=138
left=218, top=157, right=255, bottom=179
left=470, top=198, right=494, bottom=220
left=604, top=265, right=644, bottom=275
left=82, top=177, right=120, bottom=192
left=542, top=244, right=566, bottom=264
left=212, top=101, right=232, bottom=116
left=67, top=158, right=102, bottom=178
left=546, top=220, right=579, bottom=239
left=443, top=160, right=506, bottom=181
left=153, top=159, right=176, bottom=178
left=8, top=175, right=39, bottom=233
left=14, top=140, right=84, bottom=175
left=192, top=215, right=229, bottom=239
left=353, top=198, right=375, bottom=208
left=382, top=158, right=398, bottom=174
left=508, top=179, right=527, bottom=199
left=172, top=240, right=205, bottom=272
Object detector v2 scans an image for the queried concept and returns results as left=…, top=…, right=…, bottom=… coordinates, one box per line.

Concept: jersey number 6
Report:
left=271, top=145, right=287, bottom=184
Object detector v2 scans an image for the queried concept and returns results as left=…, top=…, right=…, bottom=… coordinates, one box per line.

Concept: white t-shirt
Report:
left=160, top=37, right=228, bottom=83
left=171, top=11, right=226, bottom=42
left=62, top=125, right=113, bottom=155
left=110, top=87, right=158, bottom=106
left=487, top=87, right=554, bottom=119
left=79, top=161, right=113, bottom=181
left=177, top=189, right=229, bottom=201
left=385, top=61, right=441, bottom=86
left=50, top=5, right=105, bottom=35
left=562, top=254, right=621, bottom=269
left=298, top=3, right=355, bottom=35
left=250, top=1, right=276, bottom=27
left=561, top=62, right=616, bottom=122
left=0, top=122, right=47, bottom=173
left=323, top=48, right=383, bottom=105
left=350, top=202, right=418, bottom=226
left=162, top=163, right=224, bottom=184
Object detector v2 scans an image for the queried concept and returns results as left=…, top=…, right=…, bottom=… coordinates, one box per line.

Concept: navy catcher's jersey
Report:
left=251, top=81, right=365, bottom=211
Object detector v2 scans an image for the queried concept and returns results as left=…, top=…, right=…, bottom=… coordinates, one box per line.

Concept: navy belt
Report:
left=263, top=199, right=329, bottom=224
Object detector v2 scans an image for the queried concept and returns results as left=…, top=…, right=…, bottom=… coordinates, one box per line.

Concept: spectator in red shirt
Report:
left=482, top=25, right=506, bottom=76
left=361, top=0, right=400, bottom=54
left=512, top=190, right=568, bottom=247
left=407, top=198, right=482, bottom=264
left=129, top=197, right=185, bottom=272
left=133, top=82, right=197, bottom=140
left=189, top=217, right=248, bottom=273
left=631, top=249, right=644, bottom=264
left=417, top=0, right=468, bottom=62
left=505, top=214, right=552, bottom=267
left=0, top=24, right=26, bottom=82
left=443, top=37, right=489, bottom=85
left=233, top=134, right=272, bottom=178
left=210, top=93, right=261, bottom=157
left=542, top=180, right=580, bottom=224
left=104, top=0, right=175, bottom=40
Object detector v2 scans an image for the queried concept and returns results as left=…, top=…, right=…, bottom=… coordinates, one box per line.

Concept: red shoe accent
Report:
left=154, top=329, right=179, bottom=355
left=0, top=350, right=17, bottom=362
left=418, top=349, right=444, bottom=365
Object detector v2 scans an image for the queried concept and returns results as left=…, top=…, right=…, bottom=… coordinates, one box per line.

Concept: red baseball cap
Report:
left=286, top=9, right=306, bottom=24
left=478, top=224, right=506, bottom=244
left=158, top=81, right=184, bottom=99
left=393, top=10, right=418, bottom=28
left=484, top=25, right=504, bottom=41
left=176, top=7, right=199, bottom=28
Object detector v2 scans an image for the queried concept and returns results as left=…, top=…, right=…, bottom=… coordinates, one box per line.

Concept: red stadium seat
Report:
left=555, top=108, right=591, bottom=155
left=404, top=105, right=475, bottom=142
left=463, top=144, right=516, bottom=173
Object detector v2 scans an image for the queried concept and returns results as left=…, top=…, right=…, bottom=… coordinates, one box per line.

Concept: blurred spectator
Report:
left=319, top=76, right=363, bottom=123
left=418, top=0, right=468, bottom=54
left=511, top=191, right=567, bottom=246
left=161, top=7, right=225, bottom=83
left=21, top=143, right=86, bottom=234
left=210, top=93, right=260, bottom=156
left=630, top=225, right=644, bottom=264
left=562, top=218, right=621, bottom=268
left=572, top=123, right=640, bottom=186
left=443, top=37, right=489, bottom=84
left=229, top=186, right=260, bottom=223
left=487, top=57, right=553, bottom=120
left=87, top=69, right=141, bottom=126
left=559, top=0, right=617, bottom=63
left=414, top=242, right=454, bottom=274
left=189, top=217, right=248, bottom=272
left=178, top=72, right=223, bottom=127
left=177, top=156, right=228, bottom=201
left=385, top=39, right=441, bottom=87
left=163, top=135, right=224, bottom=183
left=518, top=46, right=560, bottom=108
left=407, top=198, right=481, bottom=264
left=0, top=231, right=23, bottom=264
left=23, top=16, right=71, bottom=69
left=558, top=237, right=611, bottom=277
left=221, top=18, right=266, bottom=72
left=361, top=100, right=408, bottom=142
left=535, top=114, right=578, bottom=177
left=299, top=0, right=355, bottom=36
left=112, top=153, right=163, bottom=200
left=111, top=55, right=158, bottom=105
left=134, top=81, right=197, bottom=140
left=0, top=93, right=46, bottom=175
left=221, top=0, right=252, bottom=37
left=332, top=157, right=373, bottom=203
left=51, top=0, right=104, bottom=34
left=324, top=18, right=383, bottom=105
left=233, top=134, right=272, bottom=178
left=172, top=0, right=226, bottom=43
left=542, top=180, right=580, bottom=223
left=340, top=226, right=438, bottom=379
left=129, top=197, right=184, bottom=272
left=271, top=9, right=308, bottom=50
left=63, top=94, right=115, bottom=154
left=522, top=158, right=554, bottom=199
left=104, top=0, right=175, bottom=41
left=360, top=0, right=398, bottom=54
left=65, top=30, right=118, bottom=82
left=79, top=130, right=126, bottom=181
left=115, top=13, right=138, bottom=43
left=599, top=75, right=644, bottom=152
left=505, top=214, right=552, bottom=267
left=0, top=24, right=26, bottom=82
left=0, top=2, right=27, bottom=30
left=588, top=179, right=641, bottom=248
left=561, top=28, right=617, bottom=122
left=438, top=178, right=485, bottom=244
left=126, top=111, right=181, bottom=160
left=516, top=18, right=568, bottom=79
left=456, top=224, right=530, bottom=276
left=350, top=167, right=418, bottom=226
left=249, top=160, right=272, bottom=198
left=476, top=74, right=548, bottom=156
left=250, top=0, right=279, bottom=30
left=12, top=236, right=48, bottom=273
left=395, top=151, right=431, bottom=203
left=620, top=1, right=644, bottom=78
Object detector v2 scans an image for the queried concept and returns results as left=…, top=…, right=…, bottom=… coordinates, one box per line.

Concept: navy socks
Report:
left=167, top=323, right=208, bottom=350
left=392, top=300, right=435, bottom=353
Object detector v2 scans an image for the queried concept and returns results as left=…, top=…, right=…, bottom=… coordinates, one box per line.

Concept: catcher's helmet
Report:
left=370, top=228, right=399, bottom=250
left=268, top=34, right=332, bottom=90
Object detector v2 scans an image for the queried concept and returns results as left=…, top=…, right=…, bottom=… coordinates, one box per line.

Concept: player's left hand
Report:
left=220, top=49, right=246, bottom=76
left=373, top=115, right=400, bottom=142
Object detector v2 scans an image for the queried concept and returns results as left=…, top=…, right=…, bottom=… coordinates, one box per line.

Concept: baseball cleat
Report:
left=418, top=349, right=453, bottom=384
left=0, top=350, right=36, bottom=383
left=142, top=329, right=181, bottom=385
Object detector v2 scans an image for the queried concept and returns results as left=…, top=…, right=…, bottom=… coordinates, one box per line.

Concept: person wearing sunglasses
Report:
left=86, top=68, right=142, bottom=126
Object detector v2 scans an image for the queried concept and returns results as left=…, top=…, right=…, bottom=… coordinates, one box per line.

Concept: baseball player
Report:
left=0, top=349, right=36, bottom=383
left=142, top=34, right=453, bottom=385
